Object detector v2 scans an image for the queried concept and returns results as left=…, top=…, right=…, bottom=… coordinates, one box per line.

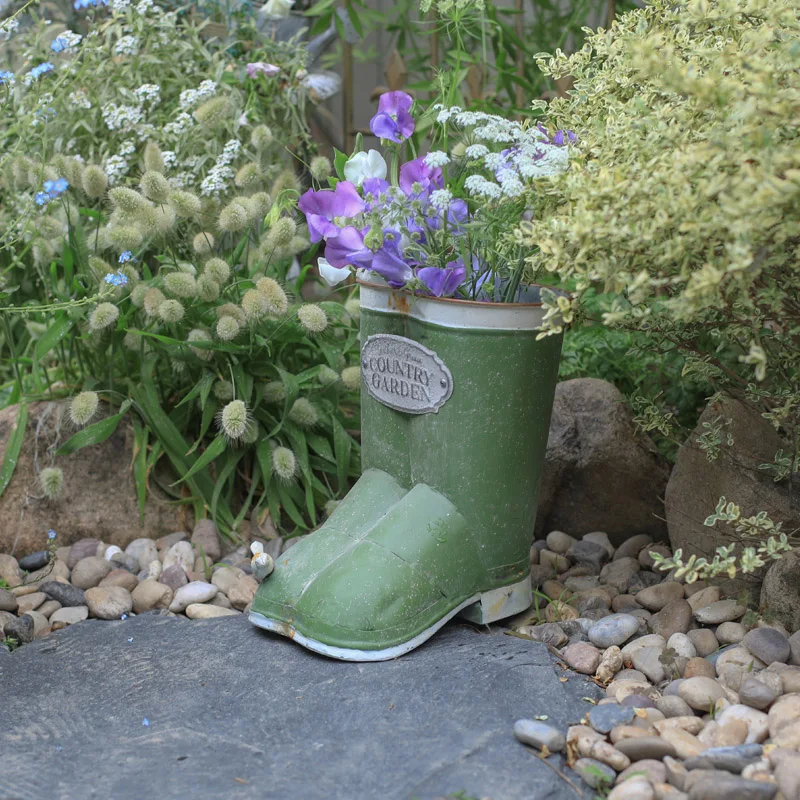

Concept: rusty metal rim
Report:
left=356, top=278, right=549, bottom=308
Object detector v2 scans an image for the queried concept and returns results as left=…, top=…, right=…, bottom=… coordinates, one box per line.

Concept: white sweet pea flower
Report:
left=318, top=257, right=351, bottom=287
left=261, top=0, right=294, bottom=19
left=344, top=149, right=387, bottom=187
left=250, top=541, right=275, bottom=581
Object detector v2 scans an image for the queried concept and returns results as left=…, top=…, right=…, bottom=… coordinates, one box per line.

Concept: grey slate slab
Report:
left=0, top=614, right=601, bottom=800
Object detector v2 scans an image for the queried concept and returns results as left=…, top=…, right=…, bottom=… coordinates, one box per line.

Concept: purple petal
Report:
left=324, top=226, right=373, bottom=269
left=417, top=260, right=466, bottom=297
left=372, top=246, right=413, bottom=288
left=298, top=182, right=365, bottom=242
left=370, top=112, right=402, bottom=143
left=377, top=90, right=413, bottom=116
left=399, top=158, right=442, bottom=195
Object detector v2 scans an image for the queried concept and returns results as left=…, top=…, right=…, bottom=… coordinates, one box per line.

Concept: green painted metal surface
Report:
left=251, top=284, right=563, bottom=657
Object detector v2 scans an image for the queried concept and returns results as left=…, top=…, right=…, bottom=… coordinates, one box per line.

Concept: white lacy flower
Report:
left=464, top=174, right=502, bottom=199
left=464, top=144, right=489, bottom=159
left=0, top=18, right=20, bottom=41
left=101, top=103, right=143, bottom=132
left=114, top=35, right=139, bottom=56
left=250, top=542, right=275, bottom=581
left=69, top=90, right=92, bottom=109
left=429, top=189, right=453, bottom=210
left=135, top=84, right=161, bottom=104
left=161, top=150, right=177, bottom=168
left=343, top=149, right=386, bottom=187
left=261, top=0, right=294, bottom=19
left=318, top=257, right=351, bottom=287
left=162, top=111, right=195, bottom=137
left=424, top=151, right=450, bottom=168
left=178, top=80, right=217, bottom=110
left=105, top=155, right=129, bottom=185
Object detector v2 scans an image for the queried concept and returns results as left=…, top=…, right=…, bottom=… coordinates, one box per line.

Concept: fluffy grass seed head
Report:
left=169, top=190, right=202, bottom=219
left=240, top=422, right=260, bottom=445
left=269, top=168, right=301, bottom=199
left=341, top=365, right=361, bottom=391
left=241, top=289, right=270, bottom=322
left=164, top=272, right=197, bottom=299
left=266, top=216, right=296, bottom=249
left=344, top=298, right=360, bottom=321
left=216, top=303, right=246, bottom=326
left=248, top=191, right=271, bottom=220
left=216, top=314, right=241, bottom=341
left=271, top=446, right=296, bottom=483
left=217, top=399, right=251, bottom=442
left=143, top=288, right=166, bottom=317
left=193, top=232, right=215, bottom=255
left=214, top=380, right=235, bottom=402
left=204, top=257, right=230, bottom=284
left=88, top=256, right=112, bottom=280
left=143, top=141, right=165, bottom=173
left=289, top=235, right=309, bottom=255
left=187, top=328, right=213, bottom=360
left=152, top=203, right=177, bottom=234
left=158, top=299, right=185, bottom=323
left=70, top=391, right=99, bottom=426
left=39, top=467, right=65, bottom=500
left=288, top=397, right=319, bottom=428
left=82, top=165, right=108, bottom=199
left=297, top=303, right=328, bottom=334
left=140, top=170, right=171, bottom=203
left=251, top=124, right=273, bottom=150
left=197, top=275, right=220, bottom=302
left=309, top=156, right=332, bottom=182
left=218, top=200, right=250, bottom=233
left=109, top=226, right=144, bottom=251
left=318, top=366, right=339, bottom=386
left=130, top=283, right=149, bottom=307
left=108, top=187, right=149, bottom=214
left=89, top=302, right=120, bottom=332
left=194, top=96, right=231, bottom=127
left=235, top=163, right=262, bottom=190
left=256, top=277, right=289, bottom=315
left=263, top=380, right=286, bottom=404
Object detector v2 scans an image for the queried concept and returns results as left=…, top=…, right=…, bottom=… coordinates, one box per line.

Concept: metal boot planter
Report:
left=249, top=280, right=563, bottom=660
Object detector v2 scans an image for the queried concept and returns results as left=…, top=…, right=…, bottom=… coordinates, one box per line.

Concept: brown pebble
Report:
left=683, top=657, right=716, bottom=680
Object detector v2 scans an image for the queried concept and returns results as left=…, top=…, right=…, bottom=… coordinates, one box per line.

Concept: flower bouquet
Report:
left=298, top=90, right=574, bottom=305
left=248, top=91, right=576, bottom=662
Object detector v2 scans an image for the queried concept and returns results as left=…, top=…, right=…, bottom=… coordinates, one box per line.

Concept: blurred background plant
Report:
left=0, top=0, right=362, bottom=540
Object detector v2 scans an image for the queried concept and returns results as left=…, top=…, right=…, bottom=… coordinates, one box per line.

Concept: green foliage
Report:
left=0, top=1, right=362, bottom=537
left=519, top=0, right=800, bottom=548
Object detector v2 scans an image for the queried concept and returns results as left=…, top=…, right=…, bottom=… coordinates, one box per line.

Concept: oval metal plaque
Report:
left=361, top=334, right=453, bottom=415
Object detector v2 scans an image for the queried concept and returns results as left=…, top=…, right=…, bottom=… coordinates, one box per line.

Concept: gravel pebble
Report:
left=513, top=719, right=566, bottom=752
left=85, top=586, right=133, bottom=620
left=741, top=627, right=790, bottom=665
left=694, top=600, right=746, bottom=625
left=589, top=614, right=640, bottom=648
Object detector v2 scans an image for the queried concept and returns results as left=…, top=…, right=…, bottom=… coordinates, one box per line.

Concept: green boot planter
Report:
left=250, top=93, right=573, bottom=660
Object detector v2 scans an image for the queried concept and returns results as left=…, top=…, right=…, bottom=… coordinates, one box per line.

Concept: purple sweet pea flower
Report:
left=324, top=226, right=374, bottom=269
left=369, top=91, right=415, bottom=143
left=427, top=198, right=468, bottom=232
left=372, top=243, right=414, bottom=288
left=298, top=182, right=365, bottom=243
left=417, top=260, right=466, bottom=298
left=362, top=177, right=391, bottom=211
left=246, top=62, right=281, bottom=78
left=399, top=158, right=443, bottom=196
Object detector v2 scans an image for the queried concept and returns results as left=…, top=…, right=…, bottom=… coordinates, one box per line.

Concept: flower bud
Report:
left=214, top=381, right=235, bottom=401
left=266, top=217, right=296, bottom=249
left=39, top=467, right=65, bottom=500
left=70, top=391, right=99, bottom=426
left=256, top=277, right=288, bottom=315
left=309, top=156, right=332, bottom=182
left=194, top=96, right=231, bottom=127
left=109, top=187, right=149, bottom=214
left=241, top=288, right=270, bottom=322
left=271, top=446, right=296, bottom=482
left=216, top=303, right=246, bottom=326
left=143, top=288, right=166, bottom=317
left=82, top=165, right=108, bottom=199
left=89, top=302, right=120, bottom=332
left=364, top=227, right=384, bottom=252
left=216, top=315, right=241, bottom=341
left=169, top=190, right=202, bottom=218
left=263, top=381, right=286, bottom=404
left=164, top=272, right=197, bottom=298
left=158, top=299, right=185, bottom=323
left=218, top=399, right=251, bottom=441
left=141, top=170, right=171, bottom=203
left=193, top=232, right=215, bottom=254
left=247, top=191, right=271, bottom=220
left=297, top=303, right=327, bottom=334
left=197, top=275, right=220, bottom=302
left=251, top=125, right=273, bottom=150
left=235, top=163, right=262, bottom=190
left=218, top=200, right=250, bottom=233
left=340, top=365, right=361, bottom=391
left=109, top=226, right=144, bottom=251
left=143, top=141, right=165, bottom=173
left=187, top=328, right=213, bottom=360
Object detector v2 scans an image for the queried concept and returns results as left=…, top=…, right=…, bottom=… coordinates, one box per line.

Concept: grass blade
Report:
left=0, top=403, right=27, bottom=499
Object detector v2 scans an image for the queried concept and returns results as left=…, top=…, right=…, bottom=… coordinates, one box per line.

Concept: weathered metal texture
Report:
left=359, top=282, right=564, bottom=586
left=250, top=283, right=563, bottom=658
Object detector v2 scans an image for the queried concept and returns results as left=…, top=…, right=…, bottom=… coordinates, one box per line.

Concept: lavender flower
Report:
left=324, top=226, right=373, bottom=269
left=399, top=158, right=443, bottom=196
left=417, top=260, right=466, bottom=297
left=298, top=182, right=365, bottom=243
left=370, top=91, right=414, bottom=143
left=246, top=62, right=280, bottom=79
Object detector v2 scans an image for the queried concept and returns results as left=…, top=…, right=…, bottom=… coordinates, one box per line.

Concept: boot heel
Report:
left=458, top=577, right=532, bottom=625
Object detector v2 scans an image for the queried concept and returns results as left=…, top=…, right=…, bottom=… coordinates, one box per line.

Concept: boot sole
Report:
left=249, top=576, right=531, bottom=662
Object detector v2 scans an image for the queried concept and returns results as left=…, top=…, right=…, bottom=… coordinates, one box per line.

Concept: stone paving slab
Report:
left=0, top=615, right=601, bottom=800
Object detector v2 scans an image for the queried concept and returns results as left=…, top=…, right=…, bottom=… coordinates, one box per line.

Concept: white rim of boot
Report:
left=248, top=577, right=531, bottom=662
left=358, top=280, right=552, bottom=331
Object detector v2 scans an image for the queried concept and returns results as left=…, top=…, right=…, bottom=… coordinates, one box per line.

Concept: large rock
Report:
left=535, top=379, right=669, bottom=544
left=666, top=395, right=799, bottom=596
left=0, top=402, right=187, bottom=556
left=761, top=550, right=800, bottom=634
